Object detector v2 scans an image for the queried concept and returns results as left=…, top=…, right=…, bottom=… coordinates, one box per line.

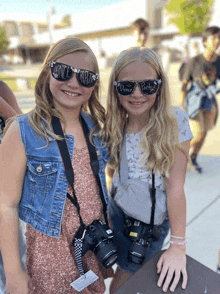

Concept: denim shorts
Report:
left=108, top=196, right=170, bottom=275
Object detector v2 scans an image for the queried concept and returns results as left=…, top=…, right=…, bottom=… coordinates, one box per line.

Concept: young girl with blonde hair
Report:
left=103, top=47, right=193, bottom=293
left=0, top=37, right=114, bottom=294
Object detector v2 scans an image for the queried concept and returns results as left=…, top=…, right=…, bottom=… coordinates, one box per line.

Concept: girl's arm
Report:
left=0, top=96, right=17, bottom=121
left=0, top=120, right=29, bottom=294
left=0, top=81, right=23, bottom=115
left=180, top=81, right=189, bottom=110
left=106, top=164, right=115, bottom=193
left=157, top=139, right=190, bottom=293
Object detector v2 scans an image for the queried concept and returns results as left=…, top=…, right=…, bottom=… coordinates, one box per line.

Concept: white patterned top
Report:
left=112, top=107, right=193, bottom=194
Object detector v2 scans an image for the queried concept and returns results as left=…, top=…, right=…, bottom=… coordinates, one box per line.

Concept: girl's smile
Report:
left=62, top=90, right=81, bottom=97
left=128, top=100, right=148, bottom=106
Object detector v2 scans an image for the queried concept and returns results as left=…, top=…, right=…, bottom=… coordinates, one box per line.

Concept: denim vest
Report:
left=16, top=112, right=109, bottom=238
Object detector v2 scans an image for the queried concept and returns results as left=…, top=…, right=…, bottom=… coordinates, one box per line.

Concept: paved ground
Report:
left=1, top=62, right=220, bottom=293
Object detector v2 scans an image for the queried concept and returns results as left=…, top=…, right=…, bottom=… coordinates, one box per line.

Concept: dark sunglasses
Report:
left=114, top=79, right=162, bottom=96
left=49, top=61, right=99, bottom=88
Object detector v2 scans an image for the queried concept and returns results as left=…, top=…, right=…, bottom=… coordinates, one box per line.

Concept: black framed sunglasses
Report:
left=49, top=61, right=99, bottom=88
left=114, top=79, right=162, bottom=96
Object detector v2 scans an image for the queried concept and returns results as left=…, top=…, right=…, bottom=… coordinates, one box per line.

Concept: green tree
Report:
left=0, top=26, right=9, bottom=52
left=165, top=0, right=214, bottom=35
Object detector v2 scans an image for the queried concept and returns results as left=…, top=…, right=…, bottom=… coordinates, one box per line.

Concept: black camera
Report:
left=124, top=218, right=161, bottom=265
left=74, top=220, right=119, bottom=268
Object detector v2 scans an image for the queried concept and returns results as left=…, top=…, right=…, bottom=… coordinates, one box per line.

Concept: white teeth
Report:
left=130, top=102, right=144, bottom=105
left=64, top=91, right=79, bottom=97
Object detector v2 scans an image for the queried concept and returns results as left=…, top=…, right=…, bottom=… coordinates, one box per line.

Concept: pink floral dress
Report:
left=26, top=146, right=113, bottom=294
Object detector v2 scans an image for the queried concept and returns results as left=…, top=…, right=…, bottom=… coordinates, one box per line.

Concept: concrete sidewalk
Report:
left=183, top=155, right=220, bottom=271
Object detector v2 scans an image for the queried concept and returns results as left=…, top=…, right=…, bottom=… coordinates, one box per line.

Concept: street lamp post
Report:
left=46, top=6, right=56, bottom=47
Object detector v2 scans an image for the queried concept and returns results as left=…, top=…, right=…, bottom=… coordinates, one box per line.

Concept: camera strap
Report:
left=120, top=134, right=156, bottom=229
left=51, top=115, right=108, bottom=276
left=51, top=115, right=108, bottom=224
left=150, top=172, right=156, bottom=229
left=51, top=116, right=86, bottom=229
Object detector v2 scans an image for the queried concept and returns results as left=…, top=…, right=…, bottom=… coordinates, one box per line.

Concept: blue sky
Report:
left=1, top=0, right=127, bottom=15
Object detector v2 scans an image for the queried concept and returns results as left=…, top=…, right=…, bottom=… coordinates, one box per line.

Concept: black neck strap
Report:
left=150, top=172, right=156, bottom=228
left=80, top=116, right=108, bottom=225
left=51, top=116, right=108, bottom=228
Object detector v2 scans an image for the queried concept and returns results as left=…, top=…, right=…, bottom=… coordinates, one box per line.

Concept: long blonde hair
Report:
left=103, top=47, right=183, bottom=177
left=28, top=37, right=105, bottom=144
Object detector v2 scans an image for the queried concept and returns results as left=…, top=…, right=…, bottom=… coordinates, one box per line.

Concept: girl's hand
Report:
left=6, top=269, right=30, bottom=294
left=156, top=246, right=187, bottom=292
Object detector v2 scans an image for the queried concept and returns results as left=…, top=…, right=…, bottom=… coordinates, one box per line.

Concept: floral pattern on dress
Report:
left=25, top=146, right=111, bottom=294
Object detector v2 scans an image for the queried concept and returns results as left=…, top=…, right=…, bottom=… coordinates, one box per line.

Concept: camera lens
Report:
left=102, top=250, right=118, bottom=268
left=128, top=241, right=147, bottom=265
left=89, top=225, right=96, bottom=233
left=94, top=239, right=119, bottom=268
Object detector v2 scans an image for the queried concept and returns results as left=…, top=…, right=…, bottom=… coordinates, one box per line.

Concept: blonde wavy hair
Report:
left=103, top=47, right=184, bottom=177
left=28, top=37, right=105, bottom=144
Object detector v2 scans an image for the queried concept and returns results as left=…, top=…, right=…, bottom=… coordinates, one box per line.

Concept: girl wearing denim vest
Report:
left=102, top=47, right=193, bottom=293
left=0, top=38, right=112, bottom=294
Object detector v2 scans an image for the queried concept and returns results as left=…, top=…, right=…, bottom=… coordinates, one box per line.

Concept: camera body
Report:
left=74, top=220, right=118, bottom=268
left=124, top=217, right=161, bottom=265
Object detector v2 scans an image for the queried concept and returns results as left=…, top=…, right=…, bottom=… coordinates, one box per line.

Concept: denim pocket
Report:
left=28, top=161, right=58, bottom=189
left=27, top=160, right=59, bottom=210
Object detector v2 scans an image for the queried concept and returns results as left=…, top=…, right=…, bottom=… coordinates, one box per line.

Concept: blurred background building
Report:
left=1, top=0, right=220, bottom=65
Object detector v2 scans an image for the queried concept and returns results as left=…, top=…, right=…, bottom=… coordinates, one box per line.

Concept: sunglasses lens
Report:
left=51, top=63, right=73, bottom=81
left=140, top=80, right=159, bottom=95
left=115, top=81, right=135, bottom=96
left=77, top=70, right=98, bottom=88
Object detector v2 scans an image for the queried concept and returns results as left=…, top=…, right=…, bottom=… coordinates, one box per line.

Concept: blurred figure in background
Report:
left=0, top=81, right=22, bottom=143
left=161, top=46, right=171, bottom=73
left=181, top=26, right=220, bottom=173
left=191, top=41, right=201, bottom=58
left=178, top=44, right=191, bottom=82
left=132, top=18, right=150, bottom=47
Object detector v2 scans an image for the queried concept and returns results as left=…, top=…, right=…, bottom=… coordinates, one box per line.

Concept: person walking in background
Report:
left=132, top=18, right=150, bottom=47
left=191, top=41, right=201, bottom=58
left=181, top=26, right=220, bottom=173
left=103, top=47, right=193, bottom=293
left=0, top=81, right=22, bottom=143
left=0, top=37, right=115, bottom=294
